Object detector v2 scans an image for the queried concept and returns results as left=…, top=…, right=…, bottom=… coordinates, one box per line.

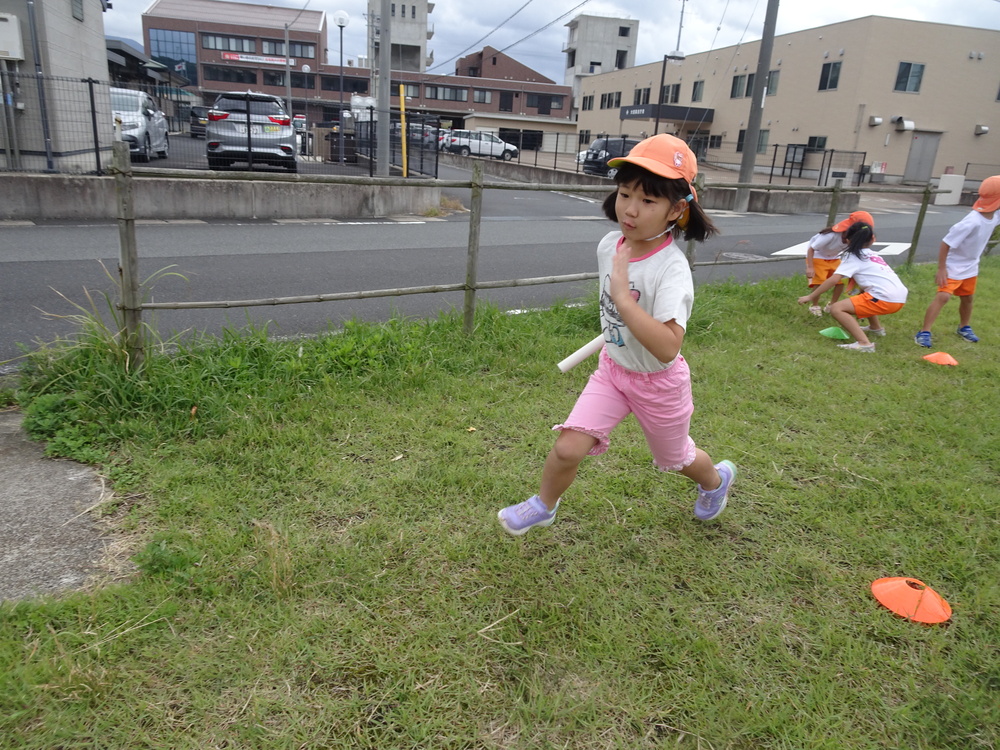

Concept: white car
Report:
left=110, top=87, right=169, bottom=162
left=445, top=130, right=518, bottom=161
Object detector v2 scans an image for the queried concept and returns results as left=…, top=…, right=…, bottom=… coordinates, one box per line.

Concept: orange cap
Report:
left=607, top=134, right=698, bottom=184
left=832, top=210, right=874, bottom=233
left=973, top=175, right=1000, bottom=213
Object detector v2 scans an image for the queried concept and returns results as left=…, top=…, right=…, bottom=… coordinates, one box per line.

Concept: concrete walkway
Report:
left=0, top=409, right=112, bottom=602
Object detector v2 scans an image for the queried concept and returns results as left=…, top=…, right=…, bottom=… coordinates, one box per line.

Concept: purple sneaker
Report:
left=695, top=460, right=736, bottom=521
left=498, top=495, right=559, bottom=536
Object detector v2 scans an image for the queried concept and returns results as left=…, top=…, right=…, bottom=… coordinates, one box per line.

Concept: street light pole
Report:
left=284, top=0, right=311, bottom=117
left=333, top=11, right=349, bottom=164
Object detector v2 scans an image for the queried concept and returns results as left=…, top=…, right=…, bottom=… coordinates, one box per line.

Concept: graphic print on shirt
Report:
left=600, top=273, right=640, bottom=347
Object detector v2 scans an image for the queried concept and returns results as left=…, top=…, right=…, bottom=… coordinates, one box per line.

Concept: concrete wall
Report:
left=440, top=152, right=858, bottom=214
left=0, top=173, right=442, bottom=221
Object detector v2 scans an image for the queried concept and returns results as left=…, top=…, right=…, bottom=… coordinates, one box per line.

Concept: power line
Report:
left=426, top=0, right=538, bottom=73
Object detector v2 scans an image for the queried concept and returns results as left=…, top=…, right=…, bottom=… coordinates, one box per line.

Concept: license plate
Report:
left=236, top=125, right=280, bottom=134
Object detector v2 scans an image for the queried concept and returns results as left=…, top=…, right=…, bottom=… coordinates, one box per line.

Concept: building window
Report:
left=412, top=6, right=416, bottom=18
left=391, top=82, right=420, bottom=98
left=581, top=94, right=594, bottom=111
left=818, top=61, right=840, bottom=91
left=731, top=74, right=747, bottom=98
left=262, top=40, right=283, bottom=55
left=618, top=26, right=630, bottom=37
left=202, top=35, right=256, bottom=53
left=391, top=3, right=395, bottom=16
left=71, top=0, right=84, bottom=21
left=499, top=91, right=513, bottom=112
left=203, top=65, right=257, bottom=84
left=615, top=50, right=627, bottom=69
left=566, top=49, right=576, bottom=69
left=588, top=61, right=601, bottom=73
left=401, top=4, right=406, bottom=17
left=806, top=136, right=828, bottom=151
left=289, top=42, right=315, bottom=58
left=634, top=87, right=650, bottom=106
left=473, top=89, right=492, bottom=104
left=551, top=96, right=563, bottom=110
left=150, top=28, right=198, bottom=83
left=660, top=83, right=679, bottom=104
left=321, top=76, right=369, bottom=94
left=766, top=70, right=779, bottom=96
left=425, top=85, right=468, bottom=102
left=894, top=62, right=924, bottom=93
left=757, top=129, right=770, bottom=154
left=692, top=80, right=704, bottom=103
left=708, top=134, right=722, bottom=149
left=579, top=129, right=591, bottom=145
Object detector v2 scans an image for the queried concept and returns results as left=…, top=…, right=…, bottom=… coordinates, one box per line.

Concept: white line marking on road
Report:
left=772, top=241, right=910, bottom=256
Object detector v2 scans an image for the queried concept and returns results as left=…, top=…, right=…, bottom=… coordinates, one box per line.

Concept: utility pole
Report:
left=734, top=0, right=779, bottom=212
left=375, top=0, right=391, bottom=176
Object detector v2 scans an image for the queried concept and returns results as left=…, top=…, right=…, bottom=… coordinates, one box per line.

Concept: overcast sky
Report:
left=106, top=0, right=1000, bottom=83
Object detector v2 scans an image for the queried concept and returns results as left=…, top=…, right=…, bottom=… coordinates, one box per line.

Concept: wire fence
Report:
left=4, top=71, right=877, bottom=187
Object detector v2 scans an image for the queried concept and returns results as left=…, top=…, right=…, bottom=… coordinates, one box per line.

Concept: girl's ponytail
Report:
left=680, top=195, right=718, bottom=242
left=843, top=221, right=874, bottom=259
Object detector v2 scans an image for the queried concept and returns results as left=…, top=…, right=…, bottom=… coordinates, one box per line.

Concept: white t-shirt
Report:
left=808, top=231, right=845, bottom=260
left=597, top=231, right=694, bottom=373
left=941, top=210, right=1000, bottom=280
left=834, top=250, right=908, bottom=303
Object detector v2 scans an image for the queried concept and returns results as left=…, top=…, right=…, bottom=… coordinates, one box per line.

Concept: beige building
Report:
left=576, top=16, right=1000, bottom=184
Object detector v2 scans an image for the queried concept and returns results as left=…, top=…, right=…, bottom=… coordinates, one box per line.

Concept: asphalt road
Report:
left=0, top=163, right=966, bottom=368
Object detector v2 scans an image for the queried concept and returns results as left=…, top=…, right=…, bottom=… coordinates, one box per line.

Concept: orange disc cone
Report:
left=871, top=577, right=952, bottom=624
left=923, top=352, right=958, bottom=366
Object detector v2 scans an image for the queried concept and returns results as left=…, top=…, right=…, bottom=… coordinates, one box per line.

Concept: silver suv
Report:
left=110, top=87, right=169, bottom=162
left=445, top=129, right=518, bottom=160
left=206, top=91, right=297, bottom=172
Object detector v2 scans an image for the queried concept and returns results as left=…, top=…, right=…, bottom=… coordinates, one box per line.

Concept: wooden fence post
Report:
left=463, top=161, right=484, bottom=336
left=905, top=184, right=933, bottom=267
left=113, top=141, right=144, bottom=368
left=826, top=179, right=842, bottom=227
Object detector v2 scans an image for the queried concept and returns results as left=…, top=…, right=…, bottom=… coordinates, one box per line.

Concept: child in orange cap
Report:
left=498, top=134, right=736, bottom=535
left=801, top=210, right=874, bottom=316
left=914, top=175, right=1000, bottom=347
left=798, top=221, right=908, bottom=352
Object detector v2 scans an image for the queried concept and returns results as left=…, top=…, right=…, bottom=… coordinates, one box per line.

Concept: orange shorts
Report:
left=808, top=258, right=845, bottom=288
left=850, top=293, right=904, bottom=319
left=938, top=277, right=977, bottom=296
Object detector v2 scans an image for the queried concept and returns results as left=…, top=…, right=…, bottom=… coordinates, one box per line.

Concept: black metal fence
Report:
left=0, top=72, right=447, bottom=178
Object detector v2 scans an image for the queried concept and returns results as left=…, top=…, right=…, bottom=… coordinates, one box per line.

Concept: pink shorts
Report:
left=554, top=348, right=697, bottom=472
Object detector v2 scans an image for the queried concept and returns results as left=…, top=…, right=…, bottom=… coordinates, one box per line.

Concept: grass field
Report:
left=1, top=259, right=998, bottom=749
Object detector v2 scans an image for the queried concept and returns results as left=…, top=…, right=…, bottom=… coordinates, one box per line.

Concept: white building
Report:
left=563, top=14, right=638, bottom=123
left=575, top=16, right=1000, bottom=185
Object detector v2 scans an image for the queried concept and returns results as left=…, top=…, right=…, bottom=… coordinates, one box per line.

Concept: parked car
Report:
left=445, top=129, right=518, bottom=160
left=189, top=105, right=208, bottom=138
left=110, top=87, right=169, bottom=162
left=435, top=128, right=452, bottom=150
left=581, top=136, right=641, bottom=177
left=205, top=91, right=297, bottom=172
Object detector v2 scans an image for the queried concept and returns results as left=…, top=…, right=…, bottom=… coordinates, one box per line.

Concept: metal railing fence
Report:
left=0, top=72, right=444, bottom=178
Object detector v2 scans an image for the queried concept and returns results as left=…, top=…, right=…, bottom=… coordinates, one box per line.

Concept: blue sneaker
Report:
left=498, top=495, right=559, bottom=536
left=957, top=325, right=979, bottom=342
left=914, top=330, right=932, bottom=348
left=695, top=460, right=736, bottom=521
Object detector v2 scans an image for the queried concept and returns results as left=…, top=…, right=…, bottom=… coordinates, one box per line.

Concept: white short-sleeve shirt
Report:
left=834, top=251, right=908, bottom=303
left=941, top=210, right=1000, bottom=280
left=808, top=231, right=845, bottom=260
left=597, top=231, right=694, bottom=373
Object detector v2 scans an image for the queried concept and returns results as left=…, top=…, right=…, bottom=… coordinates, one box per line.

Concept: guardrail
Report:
left=106, top=142, right=943, bottom=367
